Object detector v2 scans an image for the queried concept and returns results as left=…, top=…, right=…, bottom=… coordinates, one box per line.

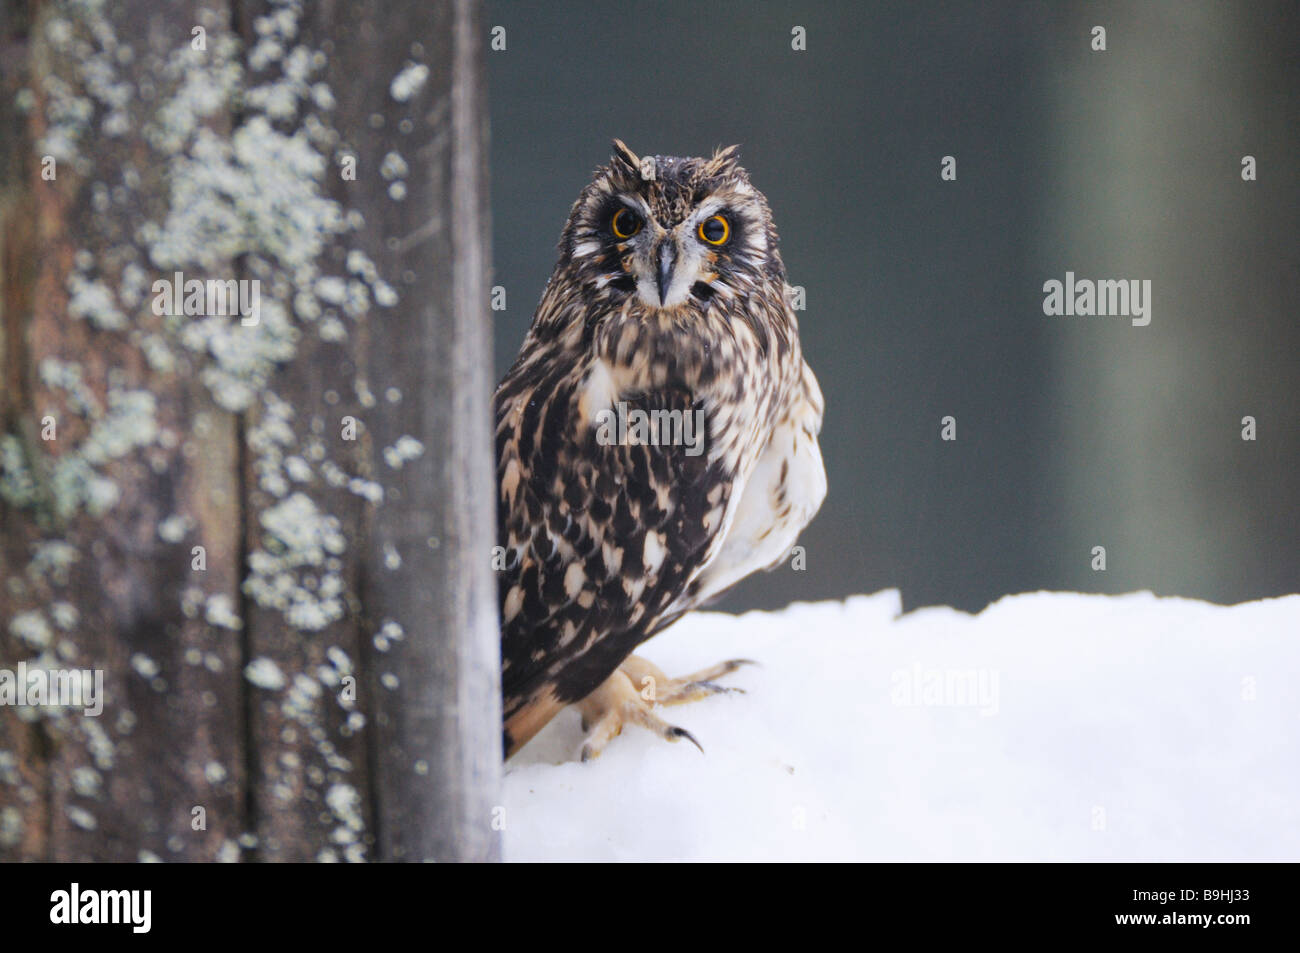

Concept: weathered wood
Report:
left=0, top=0, right=499, bottom=862
left=307, top=0, right=501, bottom=862
left=231, top=0, right=378, bottom=864
left=0, top=0, right=246, bottom=861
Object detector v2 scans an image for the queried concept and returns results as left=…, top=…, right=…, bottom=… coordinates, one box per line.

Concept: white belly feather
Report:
left=681, top=361, right=827, bottom=608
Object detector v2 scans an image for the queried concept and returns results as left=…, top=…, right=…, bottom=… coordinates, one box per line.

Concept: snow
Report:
left=503, top=589, right=1300, bottom=861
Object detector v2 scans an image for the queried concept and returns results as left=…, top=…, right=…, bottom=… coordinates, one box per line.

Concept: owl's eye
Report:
left=698, top=214, right=730, bottom=245
left=611, top=208, right=642, bottom=239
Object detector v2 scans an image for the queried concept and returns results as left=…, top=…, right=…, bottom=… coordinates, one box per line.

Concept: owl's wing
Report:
left=495, top=360, right=735, bottom=756
left=668, top=356, right=826, bottom=613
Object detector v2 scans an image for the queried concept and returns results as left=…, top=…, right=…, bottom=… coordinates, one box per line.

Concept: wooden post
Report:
left=0, top=0, right=499, bottom=862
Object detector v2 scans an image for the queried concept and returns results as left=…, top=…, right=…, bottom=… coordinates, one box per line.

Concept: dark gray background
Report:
left=485, top=0, right=1298, bottom=613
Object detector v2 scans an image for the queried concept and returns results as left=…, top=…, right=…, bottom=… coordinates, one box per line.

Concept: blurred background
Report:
left=0, top=0, right=1293, bottom=866
left=486, top=0, right=1299, bottom=612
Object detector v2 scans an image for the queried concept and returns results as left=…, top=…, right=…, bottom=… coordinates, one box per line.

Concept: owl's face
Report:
left=557, top=140, right=784, bottom=315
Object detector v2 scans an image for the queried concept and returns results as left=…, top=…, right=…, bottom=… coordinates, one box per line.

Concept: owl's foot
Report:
left=576, top=655, right=754, bottom=761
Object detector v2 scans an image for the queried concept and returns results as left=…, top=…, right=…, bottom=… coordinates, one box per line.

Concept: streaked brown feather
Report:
left=497, top=143, right=824, bottom=757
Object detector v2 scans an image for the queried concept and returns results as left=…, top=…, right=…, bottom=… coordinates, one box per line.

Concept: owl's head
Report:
left=557, top=140, right=785, bottom=313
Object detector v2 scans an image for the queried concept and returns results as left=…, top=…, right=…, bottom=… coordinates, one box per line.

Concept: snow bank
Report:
left=504, top=590, right=1300, bottom=861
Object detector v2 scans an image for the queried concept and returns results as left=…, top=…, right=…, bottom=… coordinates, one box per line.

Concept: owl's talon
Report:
left=671, top=725, right=705, bottom=753
left=691, top=679, right=745, bottom=696
left=615, top=654, right=754, bottom=707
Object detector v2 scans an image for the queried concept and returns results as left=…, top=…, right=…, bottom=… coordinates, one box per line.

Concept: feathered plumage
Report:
left=496, top=141, right=825, bottom=757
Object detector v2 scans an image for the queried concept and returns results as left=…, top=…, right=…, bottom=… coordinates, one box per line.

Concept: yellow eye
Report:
left=611, top=208, right=642, bottom=239
left=698, top=214, right=730, bottom=245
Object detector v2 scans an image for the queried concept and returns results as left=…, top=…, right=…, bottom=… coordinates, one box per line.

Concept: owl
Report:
left=496, top=140, right=826, bottom=759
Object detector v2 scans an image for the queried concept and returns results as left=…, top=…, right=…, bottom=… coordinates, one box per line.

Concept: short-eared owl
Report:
left=496, top=140, right=826, bottom=759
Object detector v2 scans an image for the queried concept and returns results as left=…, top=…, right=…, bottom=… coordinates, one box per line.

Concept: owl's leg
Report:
left=576, top=655, right=753, bottom=761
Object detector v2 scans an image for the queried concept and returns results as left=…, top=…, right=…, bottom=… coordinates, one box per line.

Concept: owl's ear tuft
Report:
left=707, top=144, right=742, bottom=174
left=610, top=139, right=641, bottom=173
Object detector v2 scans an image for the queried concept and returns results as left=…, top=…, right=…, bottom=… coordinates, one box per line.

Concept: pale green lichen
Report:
left=157, top=513, right=191, bottom=542
left=21, top=0, right=395, bottom=553
left=46, top=388, right=158, bottom=520
left=146, top=118, right=342, bottom=274
left=71, top=766, right=102, bottom=797
left=82, top=718, right=115, bottom=769
left=372, top=619, right=404, bottom=652
left=341, top=711, right=365, bottom=736
left=38, top=358, right=97, bottom=416
left=40, top=2, right=132, bottom=169
left=66, top=804, right=98, bottom=831
left=318, top=645, right=353, bottom=689
left=146, top=36, right=242, bottom=156
left=0, top=807, right=22, bottom=848
left=382, top=435, right=424, bottom=470
left=388, top=62, right=428, bottom=102
left=246, top=392, right=297, bottom=496
left=379, top=151, right=408, bottom=180
left=129, top=653, right=159, bottom=678
left=0, top=436, right=40, bottom=508
left=283, top=456, right=312, bottom=483
left=323, top=782, right=365, bottom=862
left=28, top=361, right=157, bottom=522
left=203, top=593, right=243, bottom=630
left=67, top=271, right=127, bottom=329
left=346, top=477, right=383, bottom=504
left=50, top=602, right=79, bottom=630
left=4, top=0, right=410, bottom=855
left=244, top=492, right=346, bottom=630
left=283, top=673, right=321, bottom=722
left=244, top=656, right=286, bottom=691
left=10, top=611, right=53, bottom=649
left=29, top=542, right=79, bottom=584
left=77, top=389, right=158, bottom=465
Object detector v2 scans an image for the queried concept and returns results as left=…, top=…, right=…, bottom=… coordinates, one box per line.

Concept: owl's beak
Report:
left=654, top=241, right=676, bottom=306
